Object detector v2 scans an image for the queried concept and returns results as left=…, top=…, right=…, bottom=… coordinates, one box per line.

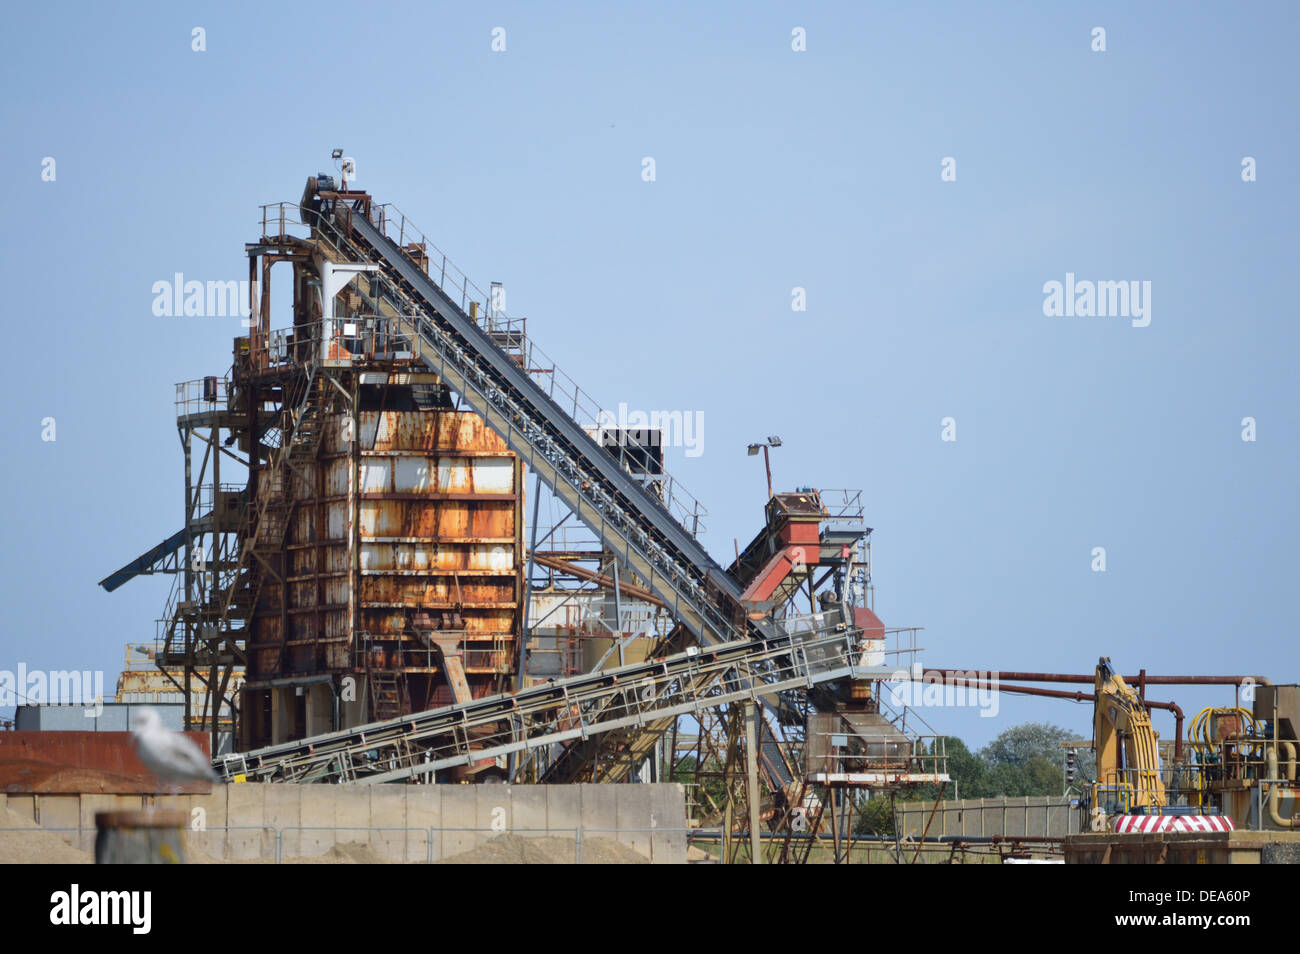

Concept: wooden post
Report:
left=94, top=811, right=187, bottom=865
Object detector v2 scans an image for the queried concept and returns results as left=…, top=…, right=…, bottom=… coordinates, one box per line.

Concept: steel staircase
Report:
left=368, top=669, right=408, bottom=722
left=216, top=366, right=329, bottom=672
left=286, top=371, right=329, bottom=463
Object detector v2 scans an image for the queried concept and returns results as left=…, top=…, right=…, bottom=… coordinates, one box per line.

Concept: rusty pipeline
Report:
left=922, top=669, right=1271, bottom=687
left=912, top=672, right=1187, bottom=760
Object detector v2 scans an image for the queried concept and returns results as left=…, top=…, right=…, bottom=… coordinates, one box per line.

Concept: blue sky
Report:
left=1, top=1, right=1296, bottom=749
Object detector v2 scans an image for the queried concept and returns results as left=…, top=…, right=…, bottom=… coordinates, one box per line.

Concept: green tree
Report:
left=977, top=722, right=1085, bottom=797
left=853, top=795, right=895, bottom=835
left=895, top=736, right=991, bottom=803
left=942, top=735, right=994, bottom=798
left=980, top=721, right=1074, bottom=769
left=1023, top=755, right=1065, bottom=795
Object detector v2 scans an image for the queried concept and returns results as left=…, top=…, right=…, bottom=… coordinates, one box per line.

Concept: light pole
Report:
left=746, top=436, right=782, bottom=499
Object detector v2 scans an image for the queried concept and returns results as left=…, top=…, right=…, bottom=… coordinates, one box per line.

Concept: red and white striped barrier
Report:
left=1113, top=814, right=1235, bottom=833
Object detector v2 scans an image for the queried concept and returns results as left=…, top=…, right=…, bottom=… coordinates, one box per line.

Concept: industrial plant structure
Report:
left=95, top=167, right=945, bottom=860
left=92, top=164, right=1300, bottom=863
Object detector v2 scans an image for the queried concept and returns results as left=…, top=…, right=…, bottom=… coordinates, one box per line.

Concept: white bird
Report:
left=130, top=708, right=221, bottom=784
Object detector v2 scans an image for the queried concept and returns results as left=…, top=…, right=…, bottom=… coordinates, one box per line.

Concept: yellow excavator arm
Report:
left=1093, top=657, right=1166, bottom=820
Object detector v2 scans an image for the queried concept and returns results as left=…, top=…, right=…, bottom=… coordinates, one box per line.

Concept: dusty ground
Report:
left=0, top=805, right=91, bottom=864
left=437, top=834, right=647, bottom=864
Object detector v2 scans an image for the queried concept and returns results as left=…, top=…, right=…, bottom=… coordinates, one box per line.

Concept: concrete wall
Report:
left=0, top=782, right=687, bottom=864
left=895, top=795, right=1075, bottom=839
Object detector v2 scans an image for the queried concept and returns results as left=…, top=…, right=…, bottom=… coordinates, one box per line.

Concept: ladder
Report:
left=368, top=669, right=407, bottom=722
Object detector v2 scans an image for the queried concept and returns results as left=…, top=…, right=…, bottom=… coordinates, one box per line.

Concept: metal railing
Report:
left=259, top=202, right=527, bottom=355
left=350, top=635, right=516, bottom=675
left=259, top=202, right=313, bottom=242
left=264, top=315, right=432, bottom=369
left=123, top=640, right=169, bottom=672
left=804, top=729, right=949, bottom=777
left=873, top=664, right=945, bottom=741
left=1090, top=768, right=1215, bottom=815
left=155, top=572, right=186, bottom=648
left=175, top=377, right=231, bottom=419
left=894, top=796, right=1074, bottom=840
left=818, top=488, right=865, bottom=526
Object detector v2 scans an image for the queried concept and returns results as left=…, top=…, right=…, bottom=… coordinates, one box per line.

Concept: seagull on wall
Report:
left=130, top=708, right=221, bottom=784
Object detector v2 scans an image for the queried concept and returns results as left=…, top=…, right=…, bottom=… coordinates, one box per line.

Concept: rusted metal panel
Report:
left=250, top=404, right=521, bottom=701
left=291, top=505, right=316, bottom=546
left=257, top=585, right=283, bottom=614
left=431, top=504, right=468, bottom=537
left=360, top=460, right=391, bottom=492
left=324, top=578, right=349, bottom=605
left=352, top=410, right=512, bottom=455
left=0, top=731, right=213, bottom=794
left=854, top=606, right=886, bottom=667
left=358, top=577, right=516, bottom=605
left=357, top=543, right=516, bottom=572
left=326, top=546, right=349, bottom=575
left=326, top=459, right=349, bottom=497
left=326, top=499, right=347, bottom=538
left=325, top=643, right=349, bottom=670
left=393, top=457, right=430, bottom=491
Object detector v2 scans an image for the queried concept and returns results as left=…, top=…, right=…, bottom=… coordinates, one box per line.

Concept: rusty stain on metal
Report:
left=0, top=732, right=214, bottom=794
left=247, top=395, right=522, bottom=743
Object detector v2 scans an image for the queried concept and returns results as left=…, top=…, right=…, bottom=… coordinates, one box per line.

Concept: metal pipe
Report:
left=912, top=676, right=1186, bottom=760
left=1002, top=683, right=1184, bottom=762
left=1282, top=741, right=1297, bottom=782
left=922, top=669, right=1271, bottom=687
left=532, top=553, right=666, bottom=608
left=1266, top=744, right=1300, bottom=829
